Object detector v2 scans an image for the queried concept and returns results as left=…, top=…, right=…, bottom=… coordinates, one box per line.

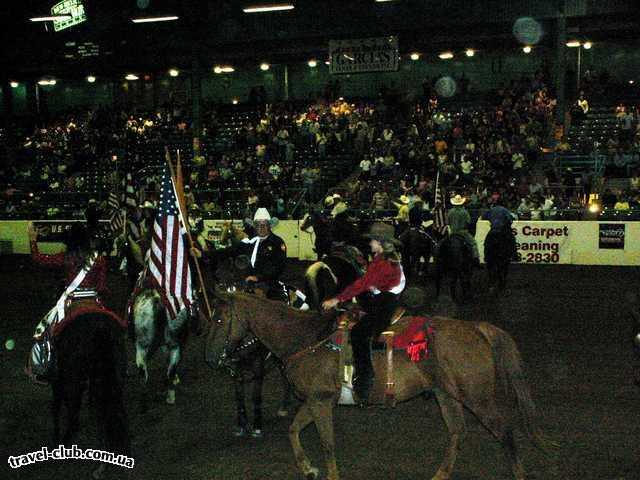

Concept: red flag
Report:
left=148, top=165, right=193, bottom=318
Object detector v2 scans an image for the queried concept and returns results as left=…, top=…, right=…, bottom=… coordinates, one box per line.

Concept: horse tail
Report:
left=476, top=322, right=558, bottom=454
left=304, top=261, right=337, bottom=310
left=133, top=289, right=163, bottom=380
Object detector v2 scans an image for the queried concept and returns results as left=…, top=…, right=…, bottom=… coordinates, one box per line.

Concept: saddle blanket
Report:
left=329, top=316, right=434, bottom=362
left=53, top=300, right=127, bottom=337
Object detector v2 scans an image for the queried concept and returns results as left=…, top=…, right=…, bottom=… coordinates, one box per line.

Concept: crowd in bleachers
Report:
left=1, top=70, right=640, bottom=223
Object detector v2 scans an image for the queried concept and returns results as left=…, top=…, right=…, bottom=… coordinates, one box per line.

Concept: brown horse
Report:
left=206, top=292, right=553, bottom=480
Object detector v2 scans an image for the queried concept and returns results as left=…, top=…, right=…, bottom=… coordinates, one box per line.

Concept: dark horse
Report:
left=208, top=258, right=293, bottom=437
left=300, top=209, right=333, bottom=260
left=206, top=292, right=555, bottom=480
left=399, top=224, right=437, bottom=279
left=303, top=246, right=365, bottom=311
left=484, top=229, right=515, bottom=293
left=435, top=234, right=473, bottom=302
left=52, top=308, right=130, bottom=478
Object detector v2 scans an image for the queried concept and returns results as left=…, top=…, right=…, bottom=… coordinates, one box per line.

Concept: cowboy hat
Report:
left=141, top=200, right=156, bottom=209
left=324, top=196, right=335, bottom=207
left=330, top=201, right=348, bottom=217
left=399, top=195, right=410, bottom=205
left=253, top=207, right=271, bottom=221
left=363, top=222, right=402, bottom=246
left=450, top=194, right=466, bottom=206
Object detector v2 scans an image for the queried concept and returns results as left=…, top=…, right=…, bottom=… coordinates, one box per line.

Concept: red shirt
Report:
left=31, top=240, right=108, bottom=294
left=336, top=254, right=402, bottom=302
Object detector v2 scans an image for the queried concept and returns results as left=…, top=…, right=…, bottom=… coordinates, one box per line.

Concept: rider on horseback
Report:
left=25, top=222, right=110, bottom=384
left=482, top=197, right=518, bottom=260
left=322, top=223, right=406, bottom=407
left=218, top=208, right=288, bottom=302
left=447, top=194, right=480, bottom=267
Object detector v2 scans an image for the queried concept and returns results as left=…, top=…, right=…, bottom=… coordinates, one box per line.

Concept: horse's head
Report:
left=205, top=291, right=250, bottom=369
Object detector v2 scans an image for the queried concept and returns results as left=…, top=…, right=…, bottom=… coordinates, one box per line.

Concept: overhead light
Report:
left=125, top=74, right=139, bottom=81
left=214, top=66, right=223, bottom=74
left=523, top=45, right=532, bottom=54
left=232, top=98, right=239, bottom=105
left=465, top=49, right=475, bottom=57
left=243, top=4, right=295, bottom=13
left=566, top=40, right=581, bottom=48
left=169, top=68, right=179, bottom=77
left=375, top=0, right=397, bottom=2
left=630, top=80, right=635, bottom=85
left=325, top=60, right=330, bottom=65
left=583, top=41, right=592, bottom=49
left=131, top=16, right=179, bottom=23
left=438, top=52, right=454, bottom=60
left=410, top=52, right=420, bottom=61
left=221, top=66, right=234, bottom=73
left=260, top=63, right=270, bottom=71
left=86, top=75, right=96, bottom=83
left=10, top=81, right=19, bottom=88
left=308, top=59, right=317, bottom=67
left=30, top=15, right=72, bottom=22
left=38, top=79, right=56, bottom=86
left=588, top=203, right=600, bottom=214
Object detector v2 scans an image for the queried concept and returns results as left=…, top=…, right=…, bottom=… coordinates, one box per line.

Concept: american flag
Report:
left=107, top=192, right=125, bottom=235
left=433, top=171, right=448, bottom=235
left=148, top=165, right=193, bottom=318
left=124, top=172, right=137, bottom=208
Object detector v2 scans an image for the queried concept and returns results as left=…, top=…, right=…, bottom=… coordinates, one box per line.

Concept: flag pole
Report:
left=165, top=147, right=213, bottom=321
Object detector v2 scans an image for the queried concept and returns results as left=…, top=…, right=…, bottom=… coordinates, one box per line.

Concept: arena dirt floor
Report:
left=2, top=255, right=639, bottom=480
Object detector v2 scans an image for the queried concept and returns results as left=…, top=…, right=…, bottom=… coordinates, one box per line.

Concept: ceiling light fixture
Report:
left=243, top=4, right=295, bottom=13
left=438, top=52, right=454, bottom=60
left=410, top=53, right=420, bottom=61
left=30, top=15, right=72, bottom=22
left=523, top=46, right=532, bottom=54
left=10, top=81, right=19, bottom=88
left=260, top=63, right=270, bottom=71
left=566, top=40, right=581, bottom=48
left=308, top=59, right=317, bottom=67
left=169, top=69, right=179, bottom=77
left=465, top=49, right=475, bottom=57
left=86, top=75, right=96, bottom=83
left=131, top=16, right=179, bottom=23
left=125, top=74, right=139, bottom=81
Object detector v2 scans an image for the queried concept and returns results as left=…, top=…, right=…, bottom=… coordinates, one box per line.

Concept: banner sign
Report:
left=32, top=221, right=84, bottom=242
left=599, top=224, right=625, bottom=249
left=329, top=36, right=399, bottom=74
left=512, top=223, right=572, bottom=264
left=51, top=0, right=87, bottom=32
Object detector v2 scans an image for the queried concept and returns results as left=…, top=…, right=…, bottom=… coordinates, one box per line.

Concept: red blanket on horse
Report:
left=52, top=300, right=127, bottom=337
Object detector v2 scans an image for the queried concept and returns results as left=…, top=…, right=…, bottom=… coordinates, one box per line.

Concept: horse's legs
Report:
left=250, top=356, right=265, bottom=437
left=233, top=374, right=249, bottom=437
left=52, top=380, right=63, bottom=445
left=431, top=389, right=466, bottom=480
left=165, top=345, right=181, bottom=405
left=289, top=403, right=319, bottom=479
left=277, top=363, right=292, bottom=417
left=309, top=401, right=339, bottom=480
left=62, top=377, right=85, bottom=445
left=135, top=343, right=150, bottom=412
left=463, top=392, right=525, bottom=479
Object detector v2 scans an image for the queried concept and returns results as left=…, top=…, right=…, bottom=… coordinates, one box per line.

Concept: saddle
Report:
left=331, top=309, right=434, bottom=407
left=326, top=245, right=367, bottom=276
left=53, top=299, right=126, bottom=337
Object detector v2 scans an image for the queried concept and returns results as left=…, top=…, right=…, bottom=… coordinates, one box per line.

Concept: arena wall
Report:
left=2, top=219, right=638, bottom=266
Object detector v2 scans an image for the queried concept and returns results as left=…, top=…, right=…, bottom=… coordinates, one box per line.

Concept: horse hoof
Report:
left=92, top=464, right=106, bottom=479
left=305, top=467, right=320, bottom=479
left=166, top=390, right=176, bottom=405
left=233, top=426, right=247, bottom=437
left=250, top=428, right=263, bottom=438
left=276, top=408, right=289, bottom=417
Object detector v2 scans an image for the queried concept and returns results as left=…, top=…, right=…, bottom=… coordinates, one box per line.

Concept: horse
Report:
left=132, top=289, right=197, bottom=410
left=208, top=259, right=293, bottom=437
left=398, top=224, right=437, bottom=279
left=51, top=306, right=130, bottom=479
left=206, top=292, right=555, bottom=480
left=484, top=229, right=515, bottom=294
left=300, top=210, right=333, bottom=260
left=303, top=245, right=365, bottom=310
left=435, top=234, right=473, bottom=302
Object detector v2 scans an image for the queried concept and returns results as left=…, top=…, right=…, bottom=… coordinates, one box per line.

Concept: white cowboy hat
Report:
left=450, top=194, right=466, bottom=206
left=324, top=196, right=335, bottom=207
left=399, top=195, right=410, bottom=205
left=331, top=202, right=348, bottom=217
left=253, top=207, right=271, bottom=221
left=141, top=200, right=156, bottom=209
